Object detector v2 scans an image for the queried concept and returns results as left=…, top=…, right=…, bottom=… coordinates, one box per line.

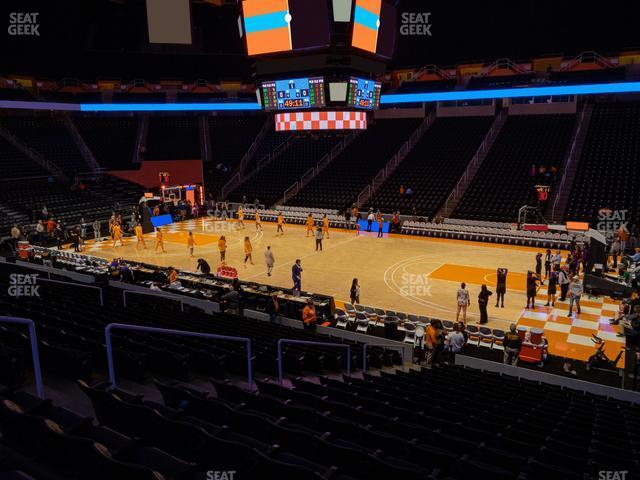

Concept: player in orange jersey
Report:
left=305, top=214, right=314, bottom=237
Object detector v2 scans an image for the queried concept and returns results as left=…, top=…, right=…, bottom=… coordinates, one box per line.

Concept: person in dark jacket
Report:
left=478, top=284, right=493, bottom=324
left=265, top=293, right=280, bottom=323
left=495, top=268, right=507, bottom=308
left=503, top=324, right=521, bottom=365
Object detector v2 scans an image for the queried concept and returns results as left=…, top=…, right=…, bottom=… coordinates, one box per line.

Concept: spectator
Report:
left=399, top=185, right=405, bottom=197
left=445, top=323, right=466, bottom=364
left=558, top=266, right=570, bottom=301
left=405, top=187, right=413, bottom=198
left=221, top=280, right=242, bottom=316
left=10, top=224, right=21, bottom=251
left=503, top=324, right=521, bottom=365
left=568, top=276, right=583, bottom=316
left=266, top=293, right=280, bottom=323
left=35, top=220, right=45, bottom=244
left=302, top=299, right=316, bottom=331
left=424, top=320, right=438, bottom=369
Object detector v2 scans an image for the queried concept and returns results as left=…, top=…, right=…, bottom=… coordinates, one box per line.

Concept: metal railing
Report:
left=122, top=289, right=185, bottom=312
left=440, top=109, right=507, bottom=215
left=410, top=64, right=452, bottom=82
left=561, top=51, right=614, bottom=72
left=551, top=102, right=589, bottom=221
left=0, top=316, right=44, bottom=399
left=277, top=339, right=351, bottom=384
left=36, top=277, right=103, bottom=306
left=105, top=323, right=253, bottom=389
left=0, top=124, right=64, bottom=177
left=484, top=58, right=527, bottom=76
left=362, top=343, right=406, bottom=372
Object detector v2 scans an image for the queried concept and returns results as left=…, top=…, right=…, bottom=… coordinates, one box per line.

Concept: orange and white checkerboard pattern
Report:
left=275, top=111, right=367, bottom=131
left=517, top=285, right=624, bottom=362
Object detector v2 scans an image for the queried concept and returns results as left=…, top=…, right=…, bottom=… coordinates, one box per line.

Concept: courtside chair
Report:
left=335, top=309, right=349, bottom=329
left=354, top=304, right=365, bottom=313
left=465, top=325, right=481, bottom=346
left=356, top=316, right=370, bottom=334
left=442, top=320, right=454, bottom=332
left=478, top=327, right=494, bottom=348
left=364, top=306, right=375, bottom=318
left=344, top=303, right=356, bottom=317
left=418, top=316, right=429, bottom=325
left=407, top=314, right=419, bottom=323
left=403, top=322, right=417, bottom=344
left=492, top=329, right=505, bottom=350
left=374, top=308, right=387, bottom=326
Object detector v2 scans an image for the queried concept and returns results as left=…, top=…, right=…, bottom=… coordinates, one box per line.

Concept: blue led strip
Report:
left=79, top=102, right=262, bottom=112
left=354, top=5, right=380, bottom=31
left=244, top=10, right=289, bottom=33
left=380, top=82, right=640, bottom=104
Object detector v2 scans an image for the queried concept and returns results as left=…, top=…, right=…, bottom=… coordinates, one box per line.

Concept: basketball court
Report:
left=78, top=217, right=624, bottom=362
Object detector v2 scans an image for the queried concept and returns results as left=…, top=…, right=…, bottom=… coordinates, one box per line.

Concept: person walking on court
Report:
left=292, top=259, right=303, bottom=292
left=367, top=210, right=374, bottom=232
left=255, top=210, right=262, bottom=231
left=478, top=284, right=493, bottom=324
left=495, top=268, right=507, bottom=307
left=315, top=225, right=324, bottom=251
left=545, top=268, right=557, bottom=307
left=544, top=249, right=552, bottom=279
left=243, top=236, right=254, bottom=266
left=535, top=253, right=543, bottom=284
left=322, top=214, right=330, bottom=239
left=155, top=227, right=166, bottom=253
left=264, top=245, right=275, bottom=276
left=350, top=278, right=360, bottom=305
left=237, top=205, right=245, bottom=229
left=187, top=231, right=196, bottom=257
left=276, top=212, right=285, bottom=235
left=456, top=283, right=471, bottom=324
left=558, top=266, right=570, bottom=301
left=218, top=235, right=227, bottom=263
left=568, top=276, right=583, bottom=317
left=377, top=216, right=384, bottom=238
left=526, top=271, right=540, bottom=309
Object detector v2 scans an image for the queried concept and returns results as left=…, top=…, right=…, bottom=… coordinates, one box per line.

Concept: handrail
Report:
left=362, top=343, right=406, bottom=372
left=277, top=339, right=351, bottom=384
left=122, top=289, right=184, bottom=312
left=282, top=181, right=299, bottom=204
left=105, top=323, right=253, bottom=390
left=356, top=184, right=370, bottom=208
left=0, top=316, right=44, bottom=399
left=551, top=101, right=589, bottom=220
left=221, top=172, right=241, bottom=199
left=35, top=277, right=103, bottom=306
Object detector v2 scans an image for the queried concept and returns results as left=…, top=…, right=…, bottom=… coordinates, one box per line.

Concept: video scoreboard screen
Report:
left=347, top=77, right=381, bottom=109
left=351, top=0, right=397, bottom=58
left=261, top=77, right=326, bottom=111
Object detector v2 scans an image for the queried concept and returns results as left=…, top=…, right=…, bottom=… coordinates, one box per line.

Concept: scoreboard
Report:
left=261, top=76, right=325, bottom=111
left=347, top=77, right=381, bottom=109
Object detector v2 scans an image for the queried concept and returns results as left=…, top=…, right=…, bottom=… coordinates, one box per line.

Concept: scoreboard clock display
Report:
left=347, top=77, right=381, bottom=109
left=261, top=76, right=326, bottom=111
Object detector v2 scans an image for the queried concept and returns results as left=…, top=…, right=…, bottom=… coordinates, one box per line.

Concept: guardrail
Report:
left=0, top=316, right=44, bottom=398
left=105, top=323, right=253, bottom=390
left=36, top=277, right=103, bottom=306
left=362, top=343, right=406, bottom=372
left=122, top=289, right=184, bottom=311
left=277, top=339, right=351, bottom=384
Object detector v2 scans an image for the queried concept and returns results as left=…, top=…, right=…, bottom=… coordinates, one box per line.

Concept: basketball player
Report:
left=187, top=231, right=196, bottom=257
left=237, top=205, right=245, bottom=229
left=218, top=235, right=227, bottom=263
left=155, top=227, right=166, bottom=253
left=322, top=214, right=330, bottom=239
left=112, top=222, right=124, bottom=248
left=306, top=214, right=314, bottom=237
left=255, top=210, right=262, bottom=231
left=134, top=223, right=146, bottom=249
left=276, top=212, right=284, bottom=235
left=243, top=236, right=254, bottom=266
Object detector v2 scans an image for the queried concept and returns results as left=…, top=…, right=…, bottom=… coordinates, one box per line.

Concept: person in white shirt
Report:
left=445, top=323, right=466, bottom=364
left=35, top=220, right=45, bottom=244
left=315, top=226, right=324, bottom=251
left=367, top=211, right=375, bottom=232
left=264, top=245, right=275, bottom=276
left=552, top=250, right=562, bottom=270
left=456, top=282, right=471, bottom=324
